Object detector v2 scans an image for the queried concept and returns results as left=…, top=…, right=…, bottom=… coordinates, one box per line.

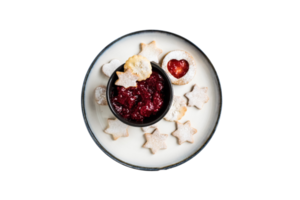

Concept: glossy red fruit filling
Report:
left=111, top=71, right=165, bottom=122
left=167, top=59, right=189, bottom=78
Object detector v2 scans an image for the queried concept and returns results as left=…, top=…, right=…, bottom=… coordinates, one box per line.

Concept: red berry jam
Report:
left=111, top=71, right=165, bottom=122
left=167, top=59, right=189, bottom=79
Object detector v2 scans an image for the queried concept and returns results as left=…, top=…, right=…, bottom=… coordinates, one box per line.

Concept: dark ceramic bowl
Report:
left=106, top=62, right=173, bottom=127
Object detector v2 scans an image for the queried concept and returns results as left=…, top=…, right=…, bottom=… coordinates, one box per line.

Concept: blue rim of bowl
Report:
left=106, top=63, right=174, bottom=127
left=81, top=30, right=223, bottom=171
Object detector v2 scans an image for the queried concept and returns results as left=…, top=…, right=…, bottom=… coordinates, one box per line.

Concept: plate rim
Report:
left=81, top=29, right=223, bottom=171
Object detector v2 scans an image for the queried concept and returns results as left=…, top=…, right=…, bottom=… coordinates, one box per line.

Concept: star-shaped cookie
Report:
left=104, top=118, right=129, bottom=140
left=185, top=85, right=209, bottom=109
left=115, top=69, right=139, bottom=88
left=138, top=41, right=163, bottom=63
left=172, top=121, right=197, bottom=145
left=143, top=129, right=168, bottom=154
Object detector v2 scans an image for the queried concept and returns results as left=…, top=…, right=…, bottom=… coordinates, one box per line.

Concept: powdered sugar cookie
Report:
left=143, top=129, right=168, bottom=154
left=104, top=118, right=129, bottom=140
left=161, top=50, right=196, bottom=85
left=141, top=123, right=158, bottom=133
left=164, top=96, right=187, bottom=122
left=138, top=41, right=163, bottom=63
left=185, top=85, right=209, bottom=109
left=115, top=69, right=139, bottom=88
left=124, top=55, right=152, bottom=81
left=172, top=121, right=197, bottom=145
left=94, top=85, right=107, bottom=105
left=102, top=59, right=121, bottom=77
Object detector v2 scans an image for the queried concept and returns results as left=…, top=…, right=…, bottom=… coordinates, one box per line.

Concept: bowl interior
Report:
left=106, top=62, right=173, bottom=127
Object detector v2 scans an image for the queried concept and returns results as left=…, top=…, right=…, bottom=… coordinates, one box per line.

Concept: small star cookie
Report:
left=102, top=59, right=121, bottom=77
left=115, top=69, right=139, bottom=88
left=138, top=41, right=163, bottom=63
left=172, top=121, right=197, bottom=145
left=104, top=118, right=129, bottom=140
left=94, top=85, right=107, bottom=105
left=164, top=96, right=187, bottom=122
left=143, top=129, right=168, bottom=154
left=185, top=85, right=209, bottom=109
left=141, top=123, right=157, bottom=133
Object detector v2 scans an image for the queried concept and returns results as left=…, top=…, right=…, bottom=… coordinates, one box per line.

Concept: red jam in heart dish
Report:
left=167, top=59, right=189, bottom=79
left=111, top=71, right=165, bottom=122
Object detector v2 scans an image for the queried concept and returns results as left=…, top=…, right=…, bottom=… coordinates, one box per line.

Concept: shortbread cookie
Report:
left=115, top=69, right=139, bottom=88
left=124, top=55, right=152, bottom=81
left=143, top=129, right=168, bottom=154
left=185, top=85, right=209, bottom=109
left=172, top=121, right=197, bottom=145
left=94, top=85, right=107, bottom=105
left=164, top=96, right=187, bottom=122
left=104, top=118, right=129, bottom=140
left=102, top=59, right=121, bottom=77
left=141, top=123, right=158, bottom=133
left=138, top=41, right=163, bottom=63
left=161, top=50, right=196, bottom=85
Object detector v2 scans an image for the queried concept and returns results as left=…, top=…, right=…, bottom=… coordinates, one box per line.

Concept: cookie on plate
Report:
left=161, top=50, right=196, bottom=85
left=94, top=85, right=107, bottom=105
left=102, top=59, right=121, bottom=77
left=172, top=121, right=197, bottom=145
left=185, top=85, right=209, bottom=109
left=164, top=96, right=187, bottom=122
left=115, top=69, right=140, bottom=88
left=138, top=41, right=162, bottom=63
left=104, top=118, right=129, bottom=140
left=124, top=55, right=152, bottom=81
left=143, top=129, right=168, bottom=154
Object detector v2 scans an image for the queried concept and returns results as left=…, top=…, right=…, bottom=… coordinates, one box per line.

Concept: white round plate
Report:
left=81, top=30, right=222, bottom=171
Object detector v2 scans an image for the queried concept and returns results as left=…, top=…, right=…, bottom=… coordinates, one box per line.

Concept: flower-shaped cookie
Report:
left=124, top=55, right=152, bottom=81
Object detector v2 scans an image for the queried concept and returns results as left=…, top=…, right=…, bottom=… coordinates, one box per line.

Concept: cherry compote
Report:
left=111, top=71, right=165, bottom=122
left=167, top=59, right=189, bottom=79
